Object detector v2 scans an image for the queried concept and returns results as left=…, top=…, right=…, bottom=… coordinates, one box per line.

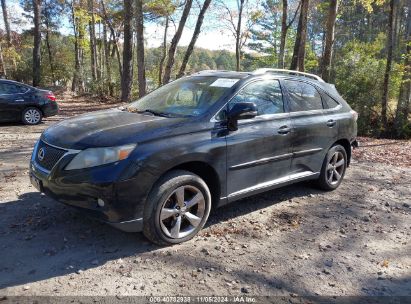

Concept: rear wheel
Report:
left=316, top=144, right=347, bottom=190
left=22, top=107, right=42, bottom=125
left=143, top=170, right=211, bottom=245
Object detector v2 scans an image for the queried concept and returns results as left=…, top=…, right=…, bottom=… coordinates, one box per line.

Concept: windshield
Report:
left=128, top=76, right=239, bottom=117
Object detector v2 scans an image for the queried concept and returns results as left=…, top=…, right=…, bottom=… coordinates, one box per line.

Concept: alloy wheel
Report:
left=326, top=151, right=345, bottom=185
left=25, top=109, right=41, bottom=124
left=159, top=185, right=206, bottom=239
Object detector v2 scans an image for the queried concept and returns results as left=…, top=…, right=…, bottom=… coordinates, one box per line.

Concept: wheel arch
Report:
left=22, top=106, right=43, bottom=123
left=22, top=106, right=44, bottom=116
left=332, top=138, right=351, bottom=166
left=159, top=161, right=221, bottom=209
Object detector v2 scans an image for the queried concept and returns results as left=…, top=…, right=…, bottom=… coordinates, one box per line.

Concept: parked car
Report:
left=0, top=79, right=58, bottom=125
left=30, top=69, right=357, bottom=245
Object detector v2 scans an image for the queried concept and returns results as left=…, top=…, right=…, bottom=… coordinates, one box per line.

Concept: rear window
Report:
left=283, top=80, right=323, bottom=112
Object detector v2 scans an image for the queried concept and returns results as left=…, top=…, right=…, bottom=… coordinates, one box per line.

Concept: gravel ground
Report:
left=0, top=94, right=410, bottom=297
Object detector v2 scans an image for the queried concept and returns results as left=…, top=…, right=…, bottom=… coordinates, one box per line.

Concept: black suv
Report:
left=0, top=79, right=58, bottom=125
left=30, top=69, right=357, bottom=245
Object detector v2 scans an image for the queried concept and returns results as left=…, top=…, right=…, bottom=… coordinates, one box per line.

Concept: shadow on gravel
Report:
left=208, top=181, right=324, bottom=226
left=0, top=174, right=409, bottom=296
left=0, top=192, right=155, bottom=290
left=0, top=182, right=323, bottom=291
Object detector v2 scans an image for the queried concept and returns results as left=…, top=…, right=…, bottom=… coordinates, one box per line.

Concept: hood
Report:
left=41, top=108, right=189, bottom=150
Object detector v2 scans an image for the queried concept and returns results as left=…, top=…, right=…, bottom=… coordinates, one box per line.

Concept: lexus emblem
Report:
left=38, top=148, right=45, bottom=161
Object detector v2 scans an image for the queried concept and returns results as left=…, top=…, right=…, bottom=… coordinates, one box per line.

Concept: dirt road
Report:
left=0, top=94, right=410, bottom=297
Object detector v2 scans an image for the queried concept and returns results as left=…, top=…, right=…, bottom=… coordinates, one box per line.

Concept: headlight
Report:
left=65, top=144, right=136, bottom=170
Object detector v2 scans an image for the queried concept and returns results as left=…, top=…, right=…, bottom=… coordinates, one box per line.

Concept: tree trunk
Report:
left=381, top=0, right=397, bottom=131
left=290, top=0, right=309, bottom=71
left=158, top=16, right=169, bottom=86
left=177, top=0, right=212, bottom=79
left=120, top=0, right=133, bottom=102
left=235, top=0, right=245, bottom=72
left=279, top=0, right=300, bottom=68
left=135, top=0, right=146, bottom=97
left=321, top=0, right=338, bottom=82
left=162, top=0, right=193, bottom=84
left=88, top=0, right=98, bottom=81
left=103, top=19, right=113, bottom=96
left=394, top=0, right=410, bottom=136
left=0, top=42, right=6, bottom=78
left=44, top=6, right=56, bottom=85
left=32, top=0, right=42, bottom=87
left=101, top=0, right=122, bottom=78
left=71, top=0, right=81, bottom=92
left=279, top=0, right=288, bottom=69
left=1, top=0, right=11, bottom=46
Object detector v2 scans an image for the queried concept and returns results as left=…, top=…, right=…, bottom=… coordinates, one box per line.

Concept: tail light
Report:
left=46, top=93, right=56, bottom=102
left=350, top=110, right=358, bottom=121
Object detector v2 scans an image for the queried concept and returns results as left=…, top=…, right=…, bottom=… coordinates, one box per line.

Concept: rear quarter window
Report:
left=323, top=93, right=340, bottom=109
left=283, top=80, right=323, bottom=112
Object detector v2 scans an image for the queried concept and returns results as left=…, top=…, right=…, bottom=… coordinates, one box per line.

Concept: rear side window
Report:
left=229, top=79, right=284, bottom=116
left=323, top=94, right=340, bottom=109
left=0, top=83, right=28, bottom=94
left=283, top=80, right=323, bottom=112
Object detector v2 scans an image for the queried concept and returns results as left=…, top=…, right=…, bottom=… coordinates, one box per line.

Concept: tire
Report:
left=316, top=144, right=347, bottom=191
left=143, top=170, right=212, bottom=246
left=22, top=107, right=42, bottom=125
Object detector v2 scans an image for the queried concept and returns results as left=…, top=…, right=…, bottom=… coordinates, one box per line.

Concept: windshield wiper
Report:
left=139, top=109, right=174, bottom=117
left=125, top=107, right=192, bottom=118
left=125, top=108, right=174, bottom=117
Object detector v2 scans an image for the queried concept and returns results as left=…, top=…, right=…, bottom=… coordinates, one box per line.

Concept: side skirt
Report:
left=220, top=171, right=319, bottom=205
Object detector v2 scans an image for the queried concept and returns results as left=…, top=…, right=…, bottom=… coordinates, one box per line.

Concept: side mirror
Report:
left=227, top=102, right=258, bottom=131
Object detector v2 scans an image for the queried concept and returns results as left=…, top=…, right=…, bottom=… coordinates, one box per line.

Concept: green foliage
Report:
left=333, top=33, right=403, bottom=136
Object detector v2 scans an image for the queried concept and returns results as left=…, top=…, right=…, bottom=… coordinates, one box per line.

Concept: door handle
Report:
left=278, top=126, right=291, bottom=135
left=326, top=119, right=336, bottom=127
left=14, top=99, right=24, bottom=102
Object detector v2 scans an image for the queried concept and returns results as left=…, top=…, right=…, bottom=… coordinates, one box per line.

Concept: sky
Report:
left=0, top=0, right=249, bottom=52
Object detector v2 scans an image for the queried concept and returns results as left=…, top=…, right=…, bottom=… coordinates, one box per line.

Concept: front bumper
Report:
left=29, top=159, right=145, bottom=232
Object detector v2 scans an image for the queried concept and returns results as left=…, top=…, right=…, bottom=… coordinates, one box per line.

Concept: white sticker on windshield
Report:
left=210, top=78, right=239, bottom=88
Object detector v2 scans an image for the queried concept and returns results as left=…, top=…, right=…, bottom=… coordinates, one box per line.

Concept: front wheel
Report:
left=316, top=144, right=347, bottom=190
left=22, top=107, right=42, bottom=125
left=143, top=170, right=211, bottom=245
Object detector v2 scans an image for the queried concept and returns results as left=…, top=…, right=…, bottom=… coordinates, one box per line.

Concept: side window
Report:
left=0, top=83, right=28, bottom=94
left=323, top=93, right=340, bottom=109
left=283, top=80, right=323, bottom=112
left=229, top=80, right=284, bottom=116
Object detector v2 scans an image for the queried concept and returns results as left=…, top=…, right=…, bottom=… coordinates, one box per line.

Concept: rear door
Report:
left=282, top=79, right=338, bottom=175
left=226, top=79, right=292, bottom=200
left=0, top=82, right=31, bottom=122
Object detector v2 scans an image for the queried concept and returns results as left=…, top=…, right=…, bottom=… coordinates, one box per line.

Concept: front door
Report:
left=226, top=79, right=292, bottom=200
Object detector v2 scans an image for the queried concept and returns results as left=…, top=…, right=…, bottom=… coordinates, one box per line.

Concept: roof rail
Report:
left=195, top=70, right=235, bottom=74
left=252, top=68, right=325, bottom=83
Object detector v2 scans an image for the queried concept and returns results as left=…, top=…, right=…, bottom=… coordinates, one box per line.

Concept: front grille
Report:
left=35, top=140, right=67, bottom=171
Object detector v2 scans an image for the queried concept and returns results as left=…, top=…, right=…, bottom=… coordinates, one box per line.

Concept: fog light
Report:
left=97, top=198, right=105, bottom=207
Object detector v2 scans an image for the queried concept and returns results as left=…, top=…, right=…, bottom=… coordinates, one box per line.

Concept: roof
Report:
left=192, top=69, right=344, bottom=102
left=0, top=79, right=33, bottom=88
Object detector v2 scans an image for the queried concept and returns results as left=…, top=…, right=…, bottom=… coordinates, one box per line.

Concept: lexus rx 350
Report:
left=30, top=69, right=357, bottom=245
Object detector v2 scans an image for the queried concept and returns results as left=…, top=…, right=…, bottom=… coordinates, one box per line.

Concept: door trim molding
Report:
left=229, top=153, right=293, bottom=170
left=293, top=147, right=323, bottom=158
left=229, top=148, right=322, bottom=171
